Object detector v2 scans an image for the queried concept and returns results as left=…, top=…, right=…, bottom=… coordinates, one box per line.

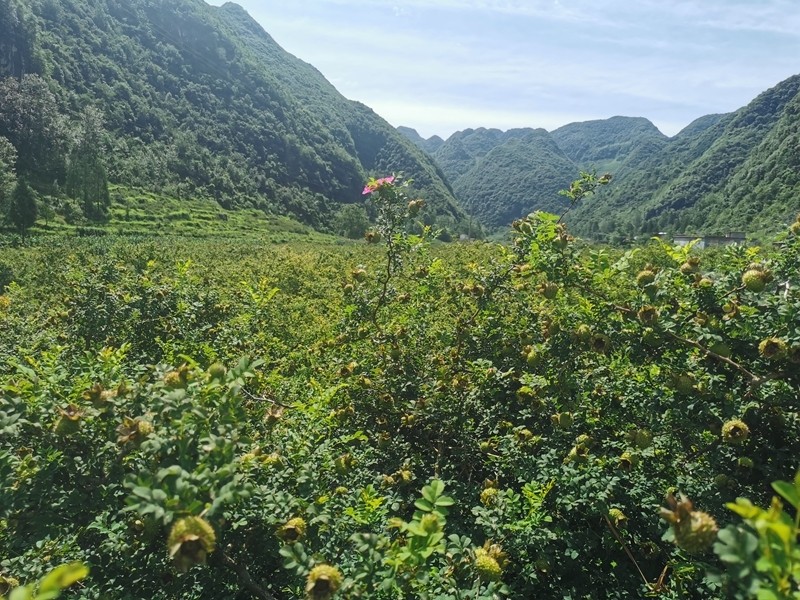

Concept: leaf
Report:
left=414, top=498, right=434, bottom=512
left=434, top=495, right=454, bottom=507
left=422, top=480, right=445, bottom=504
left=773, top=480, right=800, bottom=510
left=38, top=562, right=89, bottom=594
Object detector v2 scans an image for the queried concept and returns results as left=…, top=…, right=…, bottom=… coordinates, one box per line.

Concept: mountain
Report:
left=566, top=75, right=800, bottom=239
left=551, top=116, right=668, bottom=173
left=412, top=75, right=800, bottom=239
left=397, top=126, right=444, bottom=154
left=0, top=0, right=462, bottom=229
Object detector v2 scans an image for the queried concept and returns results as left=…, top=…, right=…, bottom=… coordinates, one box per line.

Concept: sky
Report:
left=208, top=0, right=800, bottom=138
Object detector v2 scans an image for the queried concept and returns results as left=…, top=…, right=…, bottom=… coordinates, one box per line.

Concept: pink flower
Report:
left=362, top=176, right=396, bottom=195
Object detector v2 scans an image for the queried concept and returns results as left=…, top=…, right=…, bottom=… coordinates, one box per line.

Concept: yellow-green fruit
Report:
left=351, top=268, right=367, bottom=282
left=619, top=451, right=640, bottom=470
left=790, top=221, right=800, bottom=236
left=207, top=362, right=226, bottom=380
left=163, top=370, right=184, bottom=388
left=721, top=419, right=750, bottom=445
left=0, top=575, right=20, bottom=595
left=679, top=261, right=697, bottom=275
left=637, top=306, right=659, bottom=324
left=136, top=419, right=154, bottom=437
left=526, top=349, right=540, bottom=368
left=542, top=282, right=559, bottom=299
left=279, top=517, right=307, bottom=542
left=474, top=548, right=503, bottom=582
left=420, top=513, right=441, bottom=534
left=480, top=487, right=499, bottom=506
left=673, top=374, right=695, bottom=395
left=636, top=269, right=656, bottom=287
left=742, top=269, right=766, bottom=292
left=167, top=516, right=216, bottom=572
left=305, top=564, right=343, bottom=600
left=574, top=324, right=592, bottom=343
left=608, top=508, right=627, bottom=527
left=737, top=457, right=754, bottom=469
left=334, top=453, right=354, bottom=474
left=759, top=337, right=787, bottom=360
left=674, top=511, right=718, bottom=555
left=364, top=230, right=381, bottom=243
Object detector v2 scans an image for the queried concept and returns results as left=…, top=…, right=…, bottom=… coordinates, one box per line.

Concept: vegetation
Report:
left=0, top=0, right=463, bottom=231
left=403, top=76, right=800, bottom=241
left=1, top=173, right=799, bottom=598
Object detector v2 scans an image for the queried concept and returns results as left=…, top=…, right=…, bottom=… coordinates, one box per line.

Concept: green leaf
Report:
left=414, top=498, right=434, bottom=512
left=772, top=480, right=800, bottom=510
left=38, top=563, right=89, bottom=594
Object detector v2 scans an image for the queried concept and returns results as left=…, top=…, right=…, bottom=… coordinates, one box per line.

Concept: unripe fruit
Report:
left=474, top=548, right=502, bottom=581
left=167, top=516, right=216, bottom=572
left=305, top=564, right=343, bottom=600
left=552, top=412, right=573, bottom=428
left=790, top=221, right=800, bottom=236
left=207, top=362, right=226, bottom=381
left=608, top=508, right=627, bottom=527
left=278, top=517, right=307, bottom=542
left=351, top=268, right=367, bottom=282
left=637, top=306, right=659, bottom=325
left=364, top=230, right=381, bottom=243
left=480, top=487, right=499, bottom=506
left=660, top=494, right=718, bottom=555
left=636, top=269, right=656, bottom=287
left=759, top=337, right=787, bottom=360
left=541, top=282, right=559, bottom=299
left=742, top=269, right=766, bottom=292
left=721, top=419, right=750, bottom=445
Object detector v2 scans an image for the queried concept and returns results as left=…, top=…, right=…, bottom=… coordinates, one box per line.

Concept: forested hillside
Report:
left=0, top=0, right=463, bottom=231
left=403, top=76, right=800, bottom=240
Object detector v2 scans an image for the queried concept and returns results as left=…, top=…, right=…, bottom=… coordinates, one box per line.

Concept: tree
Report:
left=66, top=107, right=110, bottom=220
left=333, top=203, right=369, bottom=239
left=8, top=178, right=36, bottom=236
left=0, top=135, right=17, bottom=217
left=0, top=75, right=67, bottom=188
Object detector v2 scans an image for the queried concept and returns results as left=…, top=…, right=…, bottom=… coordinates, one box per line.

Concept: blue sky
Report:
left=209, top=0, right=800, bottom=138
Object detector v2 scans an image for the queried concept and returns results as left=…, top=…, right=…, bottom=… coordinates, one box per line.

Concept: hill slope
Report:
left=567, top=75, right=800, bottom=238
left=0, top=0, right=462, bottom=228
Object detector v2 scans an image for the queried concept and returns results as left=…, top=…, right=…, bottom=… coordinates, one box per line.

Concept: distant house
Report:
left=673, top=232, right=746, bottom=249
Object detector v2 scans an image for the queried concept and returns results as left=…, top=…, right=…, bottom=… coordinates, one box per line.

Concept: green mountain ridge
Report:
left=401, top=76, right=800, bottom=239
left=0, top=0, right=463, bottom=230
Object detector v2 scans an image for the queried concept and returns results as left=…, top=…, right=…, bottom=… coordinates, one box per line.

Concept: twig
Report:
left=241, top=387, right=295, bottom=409
left=218, top=551, right=279, bottom=600
left=603, top=514, right=665, bottom=593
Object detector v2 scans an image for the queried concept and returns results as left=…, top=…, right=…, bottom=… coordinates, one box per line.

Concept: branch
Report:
left=218, top=551, right=279, bottom=600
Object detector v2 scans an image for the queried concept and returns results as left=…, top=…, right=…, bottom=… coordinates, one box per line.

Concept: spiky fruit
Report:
left=672, top=373, right=695, bottom=395
left=479, top=487, right=498, bottom=506
left=351, top=267, right=367, bottom=282
left=420, top=513, right=442, bottom=534
left=637, top=306, right=659, bottom=325
left=742, top=269, right=766, bottom=292
left=305, top=565, right=343, bottom=600
left=334, top=453, right=354, bottom=474
left=167, top=516, right=216, bottom=572
left=636, top=269, right=656, bottom=287
left=541, top=282, right=559, bottom=299
left=660, top=494, right=718, bottom=554
left=590, top=334, right=610, bottom=353
left=565, top=445, right=589, bottom=463
left=474, top=548, right=503, bottom=582
left=721, top=419, right=750, bottom=445
left=408, top=199, right=425, bottom=216
left=713, top=474, right=733, bottom=490
left=207, top=362, right=226, bottom=381
left=364, top=230, right=381, bottom=243
left=759, top=337, right=787, bottom=360
left=737, top=457, right=754, bottom=469
left=54, top=404, right=83, bottom=435
left=574, top=324, right=592, bottom=343
left=608, top=508, right=627, bottom=527
left=679, top=261, right=698, bottom=275
left=279, top=517, right=307, bottom=542
left=0, top=575, right=20, bottom=595
left=619, top=451, right=640, bottom=470
left=790, top=221, right=800, bottom=236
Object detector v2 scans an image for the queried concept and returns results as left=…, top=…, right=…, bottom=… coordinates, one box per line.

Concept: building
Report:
left=673, top=232, right=746, bottom=249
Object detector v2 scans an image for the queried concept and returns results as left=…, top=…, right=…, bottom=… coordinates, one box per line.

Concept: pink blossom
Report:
left=362, top=175, right=396, bottom=195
